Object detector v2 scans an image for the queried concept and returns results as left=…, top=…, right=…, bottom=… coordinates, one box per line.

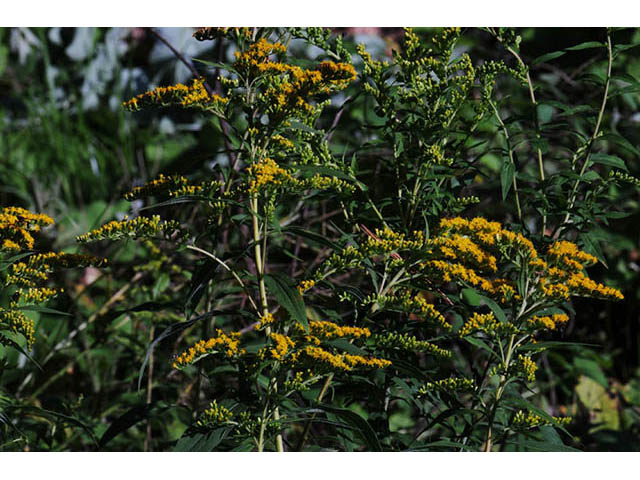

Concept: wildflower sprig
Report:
left=122, top=77, right=228, bottom=113
left=76, top=215, right=184, bottom=243
left=512, top=410, right=572, bottom=430
left=1, top=208, right=106, bottom=352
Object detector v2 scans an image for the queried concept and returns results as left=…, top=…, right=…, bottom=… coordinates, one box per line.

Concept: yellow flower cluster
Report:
left=301, top=174, right=355, bottom=194
left=424, top=144, right=453, bottom=166
left=435, top=217, right=623, bottom=303
left=76, top=215, right=180, bottom=243
left=17, top=286, right=60, bottom=304
left=6, top=262, right=48, bottom=287
left=302, top=345, right=391, bottom=372
left=410, top=294, right=450, bottom=329
left=297, top=279, right=316, bottom=295
left=271, top=134, right=295, bottom=150
left=540, top=271, right=623, bottom=301
left=173, top=180, right=223, bottom=199
left=539, top=280, right=570, bottom=299
left=283, top=369, right=318, bottom=392
left=480, top=278, right=518, bottom=304
left=262, top=60, right=356, bottom=114
left=232, top=38, right=356, bottom=120
left=423, top=260, right=485, bottom=288
left=0, top=308, right=35, bottom=349
left=270, top=332, right=295, bottom=360
left=526, top=313, right=569, bottom=331
left=376, top=292, right=450, bottom=329
left=517, top=354, right=538, bottom=382
left=299, top=320, right=371, bottom=340
left=566, top=272, right=624, bottom=300
left=246, top=158, right=294, bottom=194
left=122, top=78, right=228, bottom=112
left=364, top=228, right=425, bottom=255
left=429, top=234, right=497, bottom=272
left=254, top=312, right=276, bottom=330
left=547, top=240, right=597, bottom=272
left=172, top=329, right=244, bottom=368
left=438, top=216, right=537, bottom=260
left=124, top=174, right=188, bottom=200
left=234, top=38, right=288, bottom=77
left=513, top=410, right=572, bottom=429
left=0, top=207, right=54, bottom=252
left=195, top=400, right=234, bottom=428
left=459, top=312, right=516, bottom=337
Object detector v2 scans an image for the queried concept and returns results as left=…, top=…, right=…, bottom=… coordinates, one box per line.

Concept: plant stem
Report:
left=557, top=30, right=613, bottom=238
left=490, top=99, right=522, bottom=221
left=186, top=245, right=259, bottom=314
left=250, top=194, right=284, bottom=452
left=484, top=333, right=516, bottom=452
left=489, top=28, right=546, bottom=233
left=144, top=323, right=154, bottom=452
left=296, top=372, right=334, bottom=451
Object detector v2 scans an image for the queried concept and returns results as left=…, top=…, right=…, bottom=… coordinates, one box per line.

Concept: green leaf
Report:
left=510, top=439, right=580, bottom=452
left=288, top=120, right=323, bottom=135
left=413, top=439, right=473, bottom=451
left=152, top=273, right=170, bottom=300
left=19, top=305, right=72, bottom=316
left=500, top=158, right=515, bottom=201
left=309, top=405, right=382, bottom=451
left=532, top=51, right=565, bottom=65
left=589, top=153, right=628, bottom=171
left=0, top=252, right=33, bottom=270
left=0, top=335, right=42, bottom=370
left=326, top=338, right=367, bottom=355
left=579, top=232, right=607, bottom=267
left=284, top=226, right=339, bottom=250
left=574, top=357, right=608, bottom=388
left=614, top=42, right=640, bottom=55
left=566, top=41, right=604, bottom=51
left=184, top=259, right=219, bottom=319
left=173, top=427, right=230, bottom=452
left=464, top=336, right=500, bottom=361
left=536, top=104, right=554, bottom=125
left=99, top=404, right=153, bottom=448
left=6, top=404, right=97, bottom=446
left=192, top=58, right=235, bottom=73
left=461, top=288, right=506, bottom=323
left=264, top=273, right=308, bottom=331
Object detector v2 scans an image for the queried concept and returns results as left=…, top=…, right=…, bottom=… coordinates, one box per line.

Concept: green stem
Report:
left=250, top=194, right=284, bottom=452
left=484, top=333, right=516, bottom=452
left=489, top=99, right=522, bottom=221
left=296, top=372, right=334, bottom=451
left=489, top=28, right=546, bottom=233
left=557, top=30, right=613, bottom=238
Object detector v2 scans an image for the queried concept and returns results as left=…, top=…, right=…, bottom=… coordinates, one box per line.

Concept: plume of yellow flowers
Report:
left=122, top=77, right=228, bottom=112
left=172, top=329, right=245, bottom=369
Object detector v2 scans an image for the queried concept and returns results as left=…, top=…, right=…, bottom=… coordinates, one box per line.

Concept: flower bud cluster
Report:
left=419, top=376, right=474, bottom=395
left=76, top=215, right=183, bottom=243
left=373, top=332, right=451, bottom=358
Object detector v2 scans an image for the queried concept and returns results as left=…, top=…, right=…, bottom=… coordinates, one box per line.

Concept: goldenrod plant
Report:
left=3, top=27, right=639, bottom=451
